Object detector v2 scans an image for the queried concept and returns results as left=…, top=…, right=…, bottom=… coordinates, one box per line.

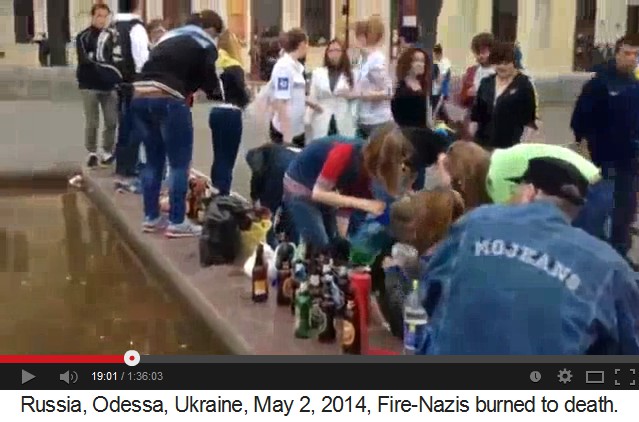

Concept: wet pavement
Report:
left=0, top=189, right=227, bottom=354
left=0, top=101, right=575, bottom=199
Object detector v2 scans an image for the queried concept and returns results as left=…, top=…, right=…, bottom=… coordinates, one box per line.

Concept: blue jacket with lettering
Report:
left=418, top=201, right=639, bottom=355
left=570, top=61, right=639, bottom=167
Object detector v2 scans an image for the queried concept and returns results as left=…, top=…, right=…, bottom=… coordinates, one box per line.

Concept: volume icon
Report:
left=60, top=370, right=78, bottom=385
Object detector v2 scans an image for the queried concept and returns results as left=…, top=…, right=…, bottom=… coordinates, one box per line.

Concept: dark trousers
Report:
left=130, top=97, right=193, bottom=225
left=575, top=164, right=639, bottom=257
left=269, top=122, right=305, bottom=148
left=610, top=164, right=639, bottom=256
left=115, top=85, right=140, bottom=177
left=209, top=107, right=243, bottom=196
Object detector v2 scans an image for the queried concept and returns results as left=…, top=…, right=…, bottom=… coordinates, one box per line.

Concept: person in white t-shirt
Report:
left=268, top=28, right=310, bottom=148
left=338, top=16, right=393, bottom=139
left=431, top=43, right=451, bottom=122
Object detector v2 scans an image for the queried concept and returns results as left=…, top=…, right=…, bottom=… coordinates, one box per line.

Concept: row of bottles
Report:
left=249, top=238, right=371, bottom=354
left=250, top=237, right=429, bottom=355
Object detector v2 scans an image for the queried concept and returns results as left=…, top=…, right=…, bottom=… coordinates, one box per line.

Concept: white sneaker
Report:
left=165, top=221, right=203, bottom=238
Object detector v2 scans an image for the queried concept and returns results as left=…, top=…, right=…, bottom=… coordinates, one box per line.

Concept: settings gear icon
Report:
left=557, top=368, right=573, bottom=384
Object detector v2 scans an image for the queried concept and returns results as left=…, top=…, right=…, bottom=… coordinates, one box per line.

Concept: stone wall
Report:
left=0, top=65, right=591, bottom=105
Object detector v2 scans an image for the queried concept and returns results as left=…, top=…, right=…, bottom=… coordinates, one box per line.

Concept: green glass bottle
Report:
left=294, top=282, right=312, bottom=339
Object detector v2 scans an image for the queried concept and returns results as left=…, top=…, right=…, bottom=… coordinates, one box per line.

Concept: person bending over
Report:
left=282, top=124, right=414, bottom=249
left=419, top=157, right=639, bottom=355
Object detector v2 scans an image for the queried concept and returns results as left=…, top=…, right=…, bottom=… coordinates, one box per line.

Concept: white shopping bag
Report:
left=243, top=243, right=277, bottom=282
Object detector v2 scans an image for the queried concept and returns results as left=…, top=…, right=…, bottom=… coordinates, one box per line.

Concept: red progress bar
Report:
left=0, top=355, right=124, bottom=364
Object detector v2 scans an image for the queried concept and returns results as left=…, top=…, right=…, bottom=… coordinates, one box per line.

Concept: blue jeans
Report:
left=574, top=178, right=614, bottom=241
left=209, top=107, right=243, bottom=195
left=115, top=88, right=141, bottom=177
left=284, top=195, right=337, bottom=248
left=130, top=97, right=193, bottom=224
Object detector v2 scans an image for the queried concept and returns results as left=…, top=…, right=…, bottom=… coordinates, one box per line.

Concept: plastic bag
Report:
left=240, top=219, right=273, bottom=260
left=243, top=243, right=277, bottom=281
left=199, top=195, right=253, bottom=267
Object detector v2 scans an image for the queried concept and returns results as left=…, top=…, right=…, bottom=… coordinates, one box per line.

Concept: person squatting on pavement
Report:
left=571, top=34, right=639, bottom=262
left=113, top=0, right=150, bottom=178
left=130, top=10, right=223, bottom=238
left=418, top=157, right=639, bottom=355
left=75, top=3, right=119, bottom=168
left=208, top=29, right=250, bottom=196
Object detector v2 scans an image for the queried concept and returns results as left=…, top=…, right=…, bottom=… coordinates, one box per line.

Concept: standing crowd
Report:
left=75, top=2, right=639, bottom=355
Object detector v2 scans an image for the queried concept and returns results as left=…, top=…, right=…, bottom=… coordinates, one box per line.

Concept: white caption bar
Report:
left=5, top=390, right=637, bottom=421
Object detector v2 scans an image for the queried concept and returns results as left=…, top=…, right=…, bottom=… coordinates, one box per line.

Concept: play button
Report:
left=22, top=370, right=36, bottom=385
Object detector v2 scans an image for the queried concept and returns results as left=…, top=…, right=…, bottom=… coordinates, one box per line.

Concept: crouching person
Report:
left=131, top=10, right=223, bottom=238
left=418, top=157, right=639, bottom=354
left=282, top=124, right=413, bottom=250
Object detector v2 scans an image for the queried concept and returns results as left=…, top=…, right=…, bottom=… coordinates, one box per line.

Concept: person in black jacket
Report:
left=391, top=46, right=432, bottom=129
left=470, top=41, right=538, bottom=150
left=208, top=29, right=250, bottom=196
left=571, top=34, right=639, bottom=261
left=75, top=3, right=118, bottom=168
left=131, top=10, right=223, bottom=238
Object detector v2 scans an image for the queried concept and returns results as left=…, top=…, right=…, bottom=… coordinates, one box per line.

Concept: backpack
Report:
left=108, top=19, right=143, bottom=83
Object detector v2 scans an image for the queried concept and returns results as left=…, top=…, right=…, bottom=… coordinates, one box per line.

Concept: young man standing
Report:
left=458, top=33, right=495, bottom=109
left=75, top=3, right=119, bottom=168
left=112, top=0, right=150, bottom=177
left=131, top=10, right=223, bottom=238
left=571, top=34, right=639, bottom=263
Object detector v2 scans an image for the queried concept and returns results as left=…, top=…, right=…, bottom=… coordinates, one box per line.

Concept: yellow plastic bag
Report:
left=240, top=219, right=272, bottom=260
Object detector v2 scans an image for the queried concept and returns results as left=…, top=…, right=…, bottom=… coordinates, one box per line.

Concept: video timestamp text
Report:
left=91, top=372, right=164, bottom=382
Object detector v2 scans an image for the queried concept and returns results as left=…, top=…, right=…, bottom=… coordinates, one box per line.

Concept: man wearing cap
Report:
left=418, top=157, right=639, bottom=355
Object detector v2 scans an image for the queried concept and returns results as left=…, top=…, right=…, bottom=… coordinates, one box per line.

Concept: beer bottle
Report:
left=276, top=259, right=293, bottom=306
left=251, top=244, right=268, bottom=303
left=309, top=273, right=323, bottom=330
left=290, top=263, right=305, bottom=315
left=341, top=296, right=361, bottom=354
left=318, top=286, right=337, bottom=343
left=294, top=282, right=312, bottom=339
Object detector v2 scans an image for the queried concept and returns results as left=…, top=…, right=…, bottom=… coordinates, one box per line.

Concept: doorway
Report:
left=163, top=0, right=191, bottom=29
left=574, top=0, right=597, bottom=71
left=492, top=0, right=518, bottom=42
left=13, top=0, right=34, bottom=43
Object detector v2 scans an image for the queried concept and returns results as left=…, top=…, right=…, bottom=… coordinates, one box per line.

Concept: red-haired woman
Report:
left=305, top=39, right=357, bottom=139
left=391, top=47, right=432, bottom=128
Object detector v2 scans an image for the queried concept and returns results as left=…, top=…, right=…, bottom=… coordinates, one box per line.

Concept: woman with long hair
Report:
left=339, top=16, right=393, bottom=138
left=208, top=29, right=250, bottom=196
left=283, top=123, right=416, bottom=249
left=391, top=46, right=432, bottom=128
left=305, top=38, right=357, bottom=139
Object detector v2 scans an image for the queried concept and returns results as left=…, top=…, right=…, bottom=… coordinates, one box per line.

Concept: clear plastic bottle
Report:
left=403, top=279, right=428, bottom=355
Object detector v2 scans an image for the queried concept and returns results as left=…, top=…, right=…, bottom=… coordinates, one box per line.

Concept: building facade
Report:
left=2, top=0, right=392, bottom=68
left=3, top=0, right=636, bottom=73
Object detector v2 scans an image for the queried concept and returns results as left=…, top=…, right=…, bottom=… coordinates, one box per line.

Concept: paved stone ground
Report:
left=0, top=100, right=574, bottom=198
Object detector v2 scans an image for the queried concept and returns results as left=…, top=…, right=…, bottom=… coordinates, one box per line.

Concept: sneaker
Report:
left=165, top=221, right=203, bottom=238
left=86, top=153, right=99, bottom=169
left=142, top=216, right=165, bottom=233
left=100, top=153, right=115, bottom=167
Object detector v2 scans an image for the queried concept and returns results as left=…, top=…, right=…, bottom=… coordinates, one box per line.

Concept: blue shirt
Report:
left=419, top=201, right=639, bottom=355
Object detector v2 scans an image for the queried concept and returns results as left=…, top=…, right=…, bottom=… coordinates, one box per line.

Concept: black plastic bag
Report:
left=199, top=195, right=253, bottom=267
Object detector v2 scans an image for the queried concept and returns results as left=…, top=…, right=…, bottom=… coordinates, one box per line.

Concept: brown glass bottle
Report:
left=251, top=244, right=268, bottom=303
left=341, top=287, right=361, bottom=354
